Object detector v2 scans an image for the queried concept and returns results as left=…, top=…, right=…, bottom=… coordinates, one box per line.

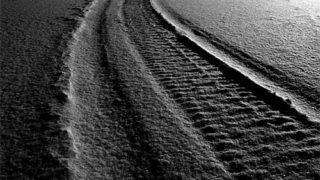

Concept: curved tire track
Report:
left=122, top=0, right=320, bottom=179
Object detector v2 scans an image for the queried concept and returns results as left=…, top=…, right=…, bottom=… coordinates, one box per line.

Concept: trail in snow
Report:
left=151, top=0, right=320, bottom=122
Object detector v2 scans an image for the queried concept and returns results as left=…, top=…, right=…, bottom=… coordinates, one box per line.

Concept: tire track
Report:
left=123, top=0, right=320, bottom=179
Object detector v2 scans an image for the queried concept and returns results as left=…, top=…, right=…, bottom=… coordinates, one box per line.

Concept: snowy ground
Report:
left=1, top=0, right=319, bottom=179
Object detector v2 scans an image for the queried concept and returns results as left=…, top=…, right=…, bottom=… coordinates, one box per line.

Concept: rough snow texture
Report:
left=1, top=0, right=320, bottom=179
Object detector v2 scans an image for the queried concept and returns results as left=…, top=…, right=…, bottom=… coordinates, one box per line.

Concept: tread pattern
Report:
left=123, top=0, right=320, bottom=179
